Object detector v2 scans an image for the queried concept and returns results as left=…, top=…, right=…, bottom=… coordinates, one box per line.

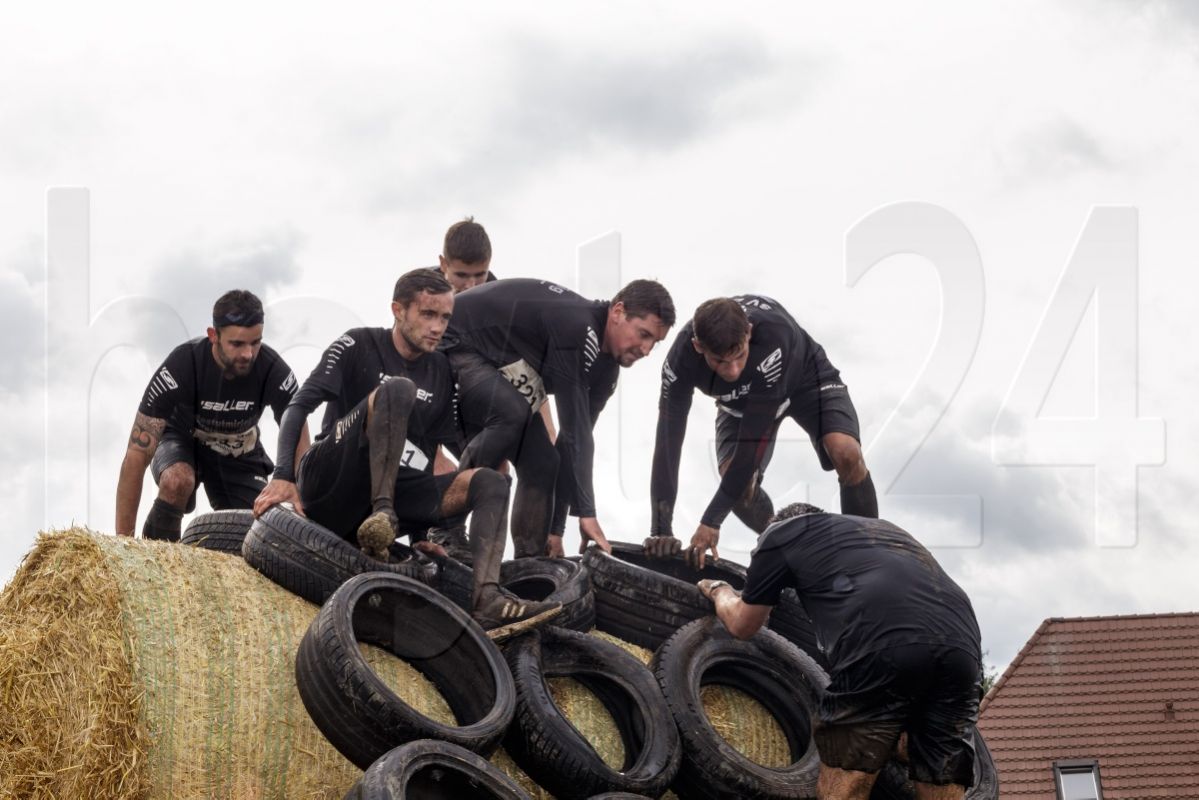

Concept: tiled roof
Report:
left=978, top=612, right=1199, bottom=798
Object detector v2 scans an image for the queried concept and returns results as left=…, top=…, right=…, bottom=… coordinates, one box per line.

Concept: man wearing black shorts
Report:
left=115, top=290, right=308, bottom=540
left=645, top=295, right=877, bottom=565
left=442, top=278, right=675, bottom=558
left=253, top=269, right=560, bottom=639
left=699, top=503, right=982, bottom=799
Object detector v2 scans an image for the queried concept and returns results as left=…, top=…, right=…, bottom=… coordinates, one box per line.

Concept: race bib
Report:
left=498, top=359, right=548, bottom=412
left=399, top=439, right=430, bottom=472
left=194, top=427, right=258, bottom=457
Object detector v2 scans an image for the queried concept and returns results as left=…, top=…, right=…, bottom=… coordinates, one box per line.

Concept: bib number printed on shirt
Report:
left=194, top=427, right=258, bottom=457
left=499, top=359, right=548, bottom=412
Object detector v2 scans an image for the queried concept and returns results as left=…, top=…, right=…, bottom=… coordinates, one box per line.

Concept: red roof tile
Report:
left=979, top=612, right=1199, bottom=798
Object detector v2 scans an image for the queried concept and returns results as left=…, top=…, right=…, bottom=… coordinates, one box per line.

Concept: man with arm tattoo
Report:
left=115, top=289, right=309, bottom=540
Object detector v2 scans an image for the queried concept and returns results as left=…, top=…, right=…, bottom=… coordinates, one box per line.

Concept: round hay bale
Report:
left=0, top=528, right=460, bottom=800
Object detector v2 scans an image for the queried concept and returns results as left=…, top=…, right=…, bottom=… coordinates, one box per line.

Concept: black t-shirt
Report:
left=138, top=337, right=297, bottom=457
left=289, top=327, right=458, bottom=470
left=650, top=295, right=840, bottom=533
left=443, top=278, right=615, bottom=517
left=741, top=513, right=982, bottom=670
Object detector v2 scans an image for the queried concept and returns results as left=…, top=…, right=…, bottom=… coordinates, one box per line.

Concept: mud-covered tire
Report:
left=296, top=572, right=515, bottom=770
left=869, top=725, right=999, bottom=800
left=426, top=552, right=474, bottom=612
left=180, top=509, right=254, bottom=554
left=500, top=557, right=595, bottom=632
left=344, top=739, right=532, bottom=799
left=653, top=617, right=827, bottom=799
left=582, top=542, right=825, bottom=668
left=503, top=627, right=681, bottom=799
left=242, top=505, right=431, bottom=605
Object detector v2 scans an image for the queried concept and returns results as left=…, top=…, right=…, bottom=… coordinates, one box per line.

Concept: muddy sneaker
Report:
left=428, top=523, right=473, bottom=565
left=473, top=594, right=564, bottom=642
left=357, top=509, right=398, bottom=562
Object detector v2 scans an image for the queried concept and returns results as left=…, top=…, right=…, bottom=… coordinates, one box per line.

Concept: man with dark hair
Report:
left=646, top=294, right=876, bottom=566
left=442, top=277, right=676, bottom=558
left=698, top=503, right=982, bottom=799
left=432, top=217, right=496, bottom=294
left=116, top=289, right=309, bottom=540
left=253, top=268, right=561, bottom=640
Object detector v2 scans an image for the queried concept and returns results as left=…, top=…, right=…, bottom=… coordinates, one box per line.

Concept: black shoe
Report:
left=472, top=594, right=563, bottom=642
left=428, top=523, right=473, bottom=565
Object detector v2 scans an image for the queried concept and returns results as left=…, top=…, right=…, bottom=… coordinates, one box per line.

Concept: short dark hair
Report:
left=393, top=268, right=453, bottom=306
left=443, top=217, right=491, bottom=264
left=212, top=289, right=264, bottom=330
left=612, top=279, right=675, bottom=327
left=692, top=298, right=749, bottom=356
left=768, top=502, right=825, bottom=525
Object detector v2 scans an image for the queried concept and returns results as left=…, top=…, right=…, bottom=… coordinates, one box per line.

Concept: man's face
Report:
left=392, top=290, right=454, bottom=356
left=439, top=255, right=491, bottom=293
left=694, top=333, right=751, bottom=383
left=605, top=303, right=671, bottom=367
left=208, top=324, right=263, bottom=378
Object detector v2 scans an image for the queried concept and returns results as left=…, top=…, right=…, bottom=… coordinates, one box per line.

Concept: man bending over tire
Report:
left=253, top=269, right=561, bottom=640
left=699, top=503, right=982, bottom=800
left=115, top=289, right=308, bottom=540
left=645, top=295, right=877, bottom=566
left=441, top=277, right=675, bottom=558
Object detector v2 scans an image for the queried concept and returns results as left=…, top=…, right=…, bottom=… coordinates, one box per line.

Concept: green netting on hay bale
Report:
left=0, top=529, right=430, bottom=800
left=0, top=530, right=789, bottom=800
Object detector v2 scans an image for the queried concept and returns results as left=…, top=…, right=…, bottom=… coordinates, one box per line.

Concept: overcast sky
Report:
left=2, top=1, right=1197, bottom=674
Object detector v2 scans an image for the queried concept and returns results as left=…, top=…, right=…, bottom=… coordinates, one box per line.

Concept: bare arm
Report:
left=698, top=579, right=772, bottom=640
left=115, top=413, right=166, bottom=536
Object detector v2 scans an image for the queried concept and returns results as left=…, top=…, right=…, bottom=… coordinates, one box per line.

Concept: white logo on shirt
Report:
left=583, top=327, right=599, bottom=372
left=757, top=347, right=783, bottom=385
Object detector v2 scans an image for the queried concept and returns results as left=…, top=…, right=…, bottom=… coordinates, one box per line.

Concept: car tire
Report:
left=500, top=557, right=595, bottom=632
left=344, top=739, right=532, bottom=800
left=652, top=617, right=828, bottom=799
left=503, top=626, right=681, bottom=799
left=295, top=572, right=515, bottom=770
left=180, top=509, right=254, bottom=554
left=582, top=542, right=826, bottom=668
left=242, top=505, right=431, bottom=605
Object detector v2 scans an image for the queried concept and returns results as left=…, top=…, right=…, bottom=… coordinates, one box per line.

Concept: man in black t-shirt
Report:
left=115, top=290, right=308, bottom=541
left=441, top=278, right=675, bottom=559
left=253, top=269, right=561, bottom=640
left=646, top=295, right=877, bottom=566
left=699, top=503, right=982, bottom=799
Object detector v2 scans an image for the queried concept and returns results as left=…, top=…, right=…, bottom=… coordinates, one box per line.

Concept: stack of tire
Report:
left=183, top=509, right=997, bottom=799
left=582, top=542, right=999, bottom=800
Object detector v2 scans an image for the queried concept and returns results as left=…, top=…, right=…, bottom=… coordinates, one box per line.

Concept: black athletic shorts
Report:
left=814, top=643, right=980, bottom=786
left=150, top=427, right=272, bottom=513
left=298, top=396, right=456, bottom=541
left=715, top=357, right=861, bottom=473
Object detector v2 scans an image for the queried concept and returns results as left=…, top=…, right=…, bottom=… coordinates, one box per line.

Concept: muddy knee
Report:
left=369, top=376, right=417, bottom=421
left=157, top=463, right=195, bottom=507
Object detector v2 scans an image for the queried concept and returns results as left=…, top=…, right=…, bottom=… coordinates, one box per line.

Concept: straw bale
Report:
left=0, top=529, right=469, bottom=799
left=700, top=683, right=791, bottom=767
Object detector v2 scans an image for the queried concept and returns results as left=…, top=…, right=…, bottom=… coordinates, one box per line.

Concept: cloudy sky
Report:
left=2, top=1, right=1197, bottom=674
